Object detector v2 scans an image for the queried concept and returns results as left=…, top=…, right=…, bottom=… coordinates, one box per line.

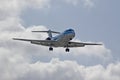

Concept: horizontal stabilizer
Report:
left=32, top=30, right=60, bottom=34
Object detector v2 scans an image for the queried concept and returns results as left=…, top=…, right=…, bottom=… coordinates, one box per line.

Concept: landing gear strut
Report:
left=65, top=48, right=70, bottom=52
left=49, top=47, right=53, bottom=51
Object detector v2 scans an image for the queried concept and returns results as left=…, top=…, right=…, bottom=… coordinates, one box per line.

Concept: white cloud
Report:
left=0, top=0, right=23, bottom=20
left=72, top=43, right=111, bottom=58
left=0, top=58, right=120, bottom=80
left=0, top=17, right=24, bottom=32
left=0, top=0, right=96, bottom=21
left=0, top=0, right=50, bottom=20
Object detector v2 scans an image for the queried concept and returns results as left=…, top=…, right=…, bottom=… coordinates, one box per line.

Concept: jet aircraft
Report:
left=13, top=29, right=102, bottom=52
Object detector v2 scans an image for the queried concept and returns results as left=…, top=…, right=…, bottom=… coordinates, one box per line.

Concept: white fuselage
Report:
left=51, top=29, right=75, bottom=47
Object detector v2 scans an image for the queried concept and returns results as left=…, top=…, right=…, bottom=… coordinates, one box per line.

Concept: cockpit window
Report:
left=67, top=29, right=73, bottom=31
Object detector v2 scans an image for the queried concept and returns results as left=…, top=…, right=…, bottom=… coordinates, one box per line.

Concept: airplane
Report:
left=13, top=29, right=102, bottom=52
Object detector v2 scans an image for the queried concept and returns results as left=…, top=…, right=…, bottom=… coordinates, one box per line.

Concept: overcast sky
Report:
left=0, top=0, right=120, bottom=80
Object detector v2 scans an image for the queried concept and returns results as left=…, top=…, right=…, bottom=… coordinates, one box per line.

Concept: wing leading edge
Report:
left=13, top=38, right=102, bottom=47
left=13, top=38, right=57, bottom=46
left=67, top=41, right=102, bottom=47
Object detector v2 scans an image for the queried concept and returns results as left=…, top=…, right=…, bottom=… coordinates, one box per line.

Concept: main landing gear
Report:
left=65, top=48, right=70, bottom=52
left=49, top=47, right=70, bottom=52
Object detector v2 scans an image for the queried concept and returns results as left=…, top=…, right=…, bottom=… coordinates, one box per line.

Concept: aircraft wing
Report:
left=13, top=38, right=38, bottom=41
left=13, top=38, right=102, bottom=47
left=67, top=41, right=102, bottom=47
left=13, top=38, right=57, bottom=46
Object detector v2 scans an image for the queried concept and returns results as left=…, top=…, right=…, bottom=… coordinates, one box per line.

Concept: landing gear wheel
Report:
left=66, top=48, right=70, bottom=52
left=49, top=47, right=53, bottom=51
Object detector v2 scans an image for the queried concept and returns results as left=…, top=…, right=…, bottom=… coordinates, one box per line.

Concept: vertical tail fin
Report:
left=47, top=30, right=52, bottom=38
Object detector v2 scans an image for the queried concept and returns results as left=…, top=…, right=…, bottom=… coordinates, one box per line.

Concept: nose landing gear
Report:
left=49, top=47, right=53, bottom=51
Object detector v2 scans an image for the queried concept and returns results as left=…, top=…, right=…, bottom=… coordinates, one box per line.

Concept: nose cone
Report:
left=64, top=28, right=75, bottom=37
left=68, top=29, right=75, bottom=34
